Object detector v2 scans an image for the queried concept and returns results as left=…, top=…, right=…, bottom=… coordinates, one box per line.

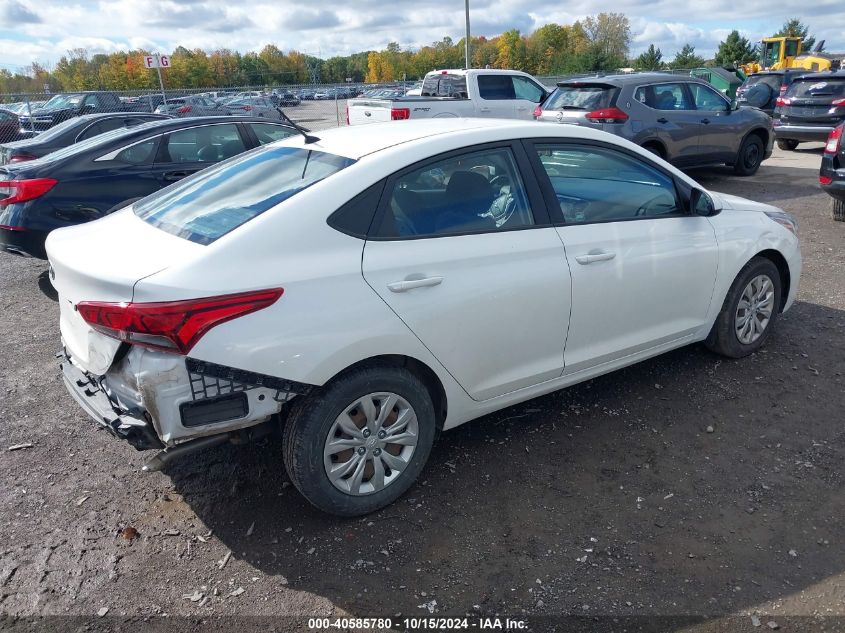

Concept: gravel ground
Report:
left=1, top=144, right=844, bottom=631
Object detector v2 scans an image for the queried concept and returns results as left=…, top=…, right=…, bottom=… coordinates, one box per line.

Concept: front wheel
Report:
left=282, top=366, right=436, bottom=516
left=705, top=257, right=782, bottom=358
left=733, top=135, right=764, bottom=176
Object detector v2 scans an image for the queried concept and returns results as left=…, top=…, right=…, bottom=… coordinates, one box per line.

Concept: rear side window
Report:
left=787, top=79, right=845, bottom=98
left=162, top=124, right=245, bottom=163
left=114, top=138, right=157, bottom=165
left=249, top=123, right=296, bottom=145
left=421, top=73, right=468, bottom=97
left=134, top=146, right=355, bottom=244
left=545, top=85, right=614, bottom=111
left=477, top=75, right=516, bottom=100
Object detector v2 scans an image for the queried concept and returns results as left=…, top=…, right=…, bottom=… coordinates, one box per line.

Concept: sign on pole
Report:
left=142, top=53, right=169, bottom=111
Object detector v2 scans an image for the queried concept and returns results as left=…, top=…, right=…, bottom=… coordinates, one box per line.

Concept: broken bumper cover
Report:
left=60, top=347, right=313, bottom=450
left=61, top=355, right=163, bottom=450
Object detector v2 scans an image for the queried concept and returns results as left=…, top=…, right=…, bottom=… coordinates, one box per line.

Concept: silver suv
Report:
left=535, top=73, right=774, bottom=175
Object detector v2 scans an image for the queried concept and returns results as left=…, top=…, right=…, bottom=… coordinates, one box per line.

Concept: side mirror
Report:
left=691, top=188, right=722, bottom=217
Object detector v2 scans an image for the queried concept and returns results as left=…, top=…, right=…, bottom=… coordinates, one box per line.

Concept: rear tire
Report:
left=733, top=134, right=764, bottom=176
left=705, top=257, right=782, bottom=358
left=282, top=366, right=436, bottom=516
left=777, top=138, right=799, bottom=151
left=832, top=198, right=845, bottom=222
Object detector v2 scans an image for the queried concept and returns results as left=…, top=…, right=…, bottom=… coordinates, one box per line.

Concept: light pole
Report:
left=464, top=0, right=471, bottom=69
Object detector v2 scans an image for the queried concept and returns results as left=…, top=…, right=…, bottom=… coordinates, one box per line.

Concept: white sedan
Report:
left=47, top=119, right=801, bottom=516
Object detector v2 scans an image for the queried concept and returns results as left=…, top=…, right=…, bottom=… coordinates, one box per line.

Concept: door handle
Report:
left=479, top=107, right=492, bottom=113
left=701, top=118, right=710, bottom=124
left=163, top=171, right=190, bottom=181
left=387, top=276, right=444, bottom=293
left=657, top=117, right=668, bottom=123
left=575, top=251, right=616, bottom=265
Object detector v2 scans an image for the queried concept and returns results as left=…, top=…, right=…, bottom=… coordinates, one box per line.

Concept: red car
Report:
left=0, top=109, right=21, bottom=144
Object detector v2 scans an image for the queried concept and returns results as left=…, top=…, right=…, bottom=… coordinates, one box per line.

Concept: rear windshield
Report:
left=546, top=84, right=615, bottom=110
left=134, top=145, right=355, bottom=245
left=421, top=73, right=468, bottom=97
left=787, top=78, right=845, bottom=98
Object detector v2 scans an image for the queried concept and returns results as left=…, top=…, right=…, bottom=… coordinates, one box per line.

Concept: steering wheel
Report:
left=490, top=175, right=510, bottom=192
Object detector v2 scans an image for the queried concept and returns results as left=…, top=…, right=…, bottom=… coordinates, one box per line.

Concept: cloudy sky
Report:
left=1, top=0, right=843, bottom=71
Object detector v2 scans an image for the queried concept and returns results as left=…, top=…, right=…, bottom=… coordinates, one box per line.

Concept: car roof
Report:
left=557, top=72, right=703, bottom=86
left=270, top=118, right=669, bottom=162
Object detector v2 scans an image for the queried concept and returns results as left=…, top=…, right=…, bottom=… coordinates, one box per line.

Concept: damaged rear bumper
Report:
left=60, top=345, right=313, bottom=453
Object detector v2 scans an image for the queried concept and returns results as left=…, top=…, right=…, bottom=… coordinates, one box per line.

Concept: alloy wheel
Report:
left=323, top=392, right=419, bottom=496
left=735, top=274, right=774, bottom=344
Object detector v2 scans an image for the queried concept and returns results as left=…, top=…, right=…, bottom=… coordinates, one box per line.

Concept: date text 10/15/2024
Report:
left=308, top=617, right=528, bottom=630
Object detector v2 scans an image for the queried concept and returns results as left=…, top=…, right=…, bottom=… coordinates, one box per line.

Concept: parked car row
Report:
left=35, top=118, right=800, bottom=516
left=0, top=115, right=297, bottom=257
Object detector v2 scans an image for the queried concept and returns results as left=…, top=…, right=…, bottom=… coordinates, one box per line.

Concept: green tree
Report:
left=714, top=30, right=757, bottom=66
left=671, top=44, right=705, bottom=68
left=581, top=13, right=631, bottom=69
left=773, top=18, right=815, bottom=51
left=635, top=44, right=663, bottom=70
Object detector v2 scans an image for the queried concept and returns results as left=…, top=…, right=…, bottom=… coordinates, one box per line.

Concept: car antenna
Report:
left=275, top=106, right=319, bottom=144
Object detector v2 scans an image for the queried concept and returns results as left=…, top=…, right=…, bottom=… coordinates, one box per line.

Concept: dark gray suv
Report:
left=535, top=73, right=774, bottom=175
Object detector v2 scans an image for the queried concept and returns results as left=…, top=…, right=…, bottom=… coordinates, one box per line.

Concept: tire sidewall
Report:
left=284, top=368, right=436, bottom=516
left=717, top=258, right=782, bottom=357
left=735, top=135, right=764, bottom=176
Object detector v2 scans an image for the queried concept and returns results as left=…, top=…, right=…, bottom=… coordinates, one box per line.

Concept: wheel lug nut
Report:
left=362, top=429, right=370, bottom=438
left=377, top=431, right=386, bottom=439
left=357, top=447, right=366, bottom=455
left=373, top=448, right=381, bottom=456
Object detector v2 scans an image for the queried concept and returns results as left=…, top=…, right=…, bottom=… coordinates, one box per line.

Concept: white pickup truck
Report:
left=346, top=68, right=550, bottom=125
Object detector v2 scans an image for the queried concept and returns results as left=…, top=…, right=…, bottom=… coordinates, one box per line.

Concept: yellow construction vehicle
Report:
left=742, top=37, right=843, bottom=74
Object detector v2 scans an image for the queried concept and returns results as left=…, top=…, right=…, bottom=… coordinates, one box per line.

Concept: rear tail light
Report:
left=0, top=178, right=58, bottom=206
left=391, top=108, right=411, bottom=120
left=779, top=85, right=788, bottom=96
left=345, top=104, right=349, bottom=125
left=177, top=105, right=192, bottom=113
left=77, top=289, right=283, bottom=354
left=532, top=104, right=542, bottom=119
left=832, top=98, right=845, bottom=106
left=585, top=107, right=629, bottom=123
left=9, top=154, right=37, bottom=163
left=775, top=97, right=790, bottom=107
left=825, top=125, right=843, bottom=155
left=242, top=105, right=253, bottom=111
left=820, top=175, right=833, bottom=185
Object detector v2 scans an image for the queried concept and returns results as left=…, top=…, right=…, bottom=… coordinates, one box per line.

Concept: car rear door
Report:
left=635, top=82, right=703, bottom=166
left=361, top=142, right=572, bottom=401
left=474, top=74, right=519, bottom=118
left=153, top=122, right=248, bottom=185
left=526, top=140, right=718, bottom=373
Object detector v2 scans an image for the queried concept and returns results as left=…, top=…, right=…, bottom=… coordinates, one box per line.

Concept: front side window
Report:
left=689, top=83, right=729, bottom=110
left=373, top=147, right=534, bottom=238
left=163, top=124, right=245, bottom=163
left=512, top=77, right=546, bottom=103
left=534, top=144, right=682, bottom=223
left=135, top=146, right=355, bottom=244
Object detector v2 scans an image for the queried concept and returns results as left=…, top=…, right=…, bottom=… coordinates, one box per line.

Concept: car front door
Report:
left=635, top=82, right=703, bottom=166
left=527, top=141, right=719, bottom=374
left=687, top=82, right=741, bottom=163
left=362, top=143, right=572, bottom=401
left=153, top=122, right=248, bottom=185
left=512, top=76, right=547, bottom=120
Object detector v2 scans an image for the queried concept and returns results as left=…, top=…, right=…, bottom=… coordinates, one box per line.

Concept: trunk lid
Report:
left=47, top=208, right=204, bottom=374
left=779, top=78, right=845, bottom=124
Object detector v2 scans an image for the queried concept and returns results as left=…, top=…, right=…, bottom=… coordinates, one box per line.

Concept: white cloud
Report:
left=1, top=0, right=843, bottom=70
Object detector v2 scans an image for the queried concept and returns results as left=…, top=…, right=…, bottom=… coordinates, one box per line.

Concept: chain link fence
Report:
left=0, top=70, right=718, bottom=147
